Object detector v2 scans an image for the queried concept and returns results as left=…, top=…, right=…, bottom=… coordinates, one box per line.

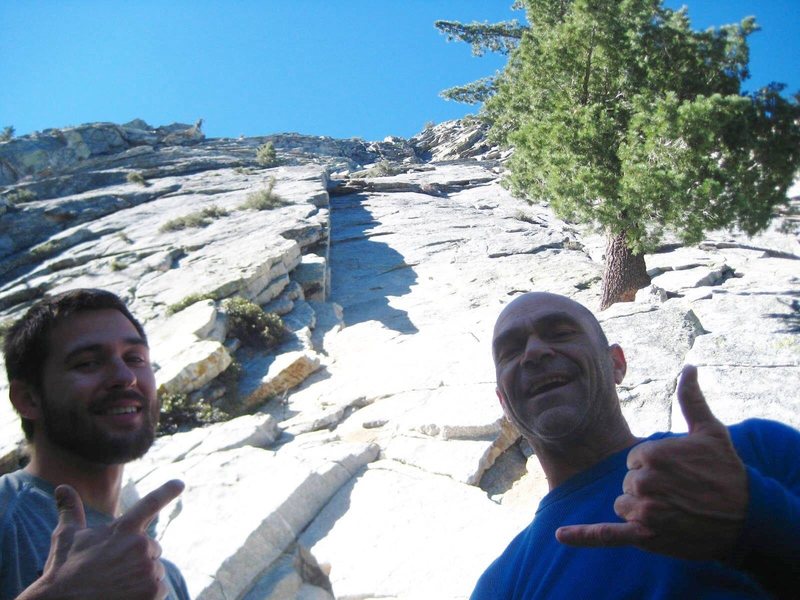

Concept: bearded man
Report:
left=472, top=292, right=800, bottom=599
left=1, top=289, right=189, bottom=600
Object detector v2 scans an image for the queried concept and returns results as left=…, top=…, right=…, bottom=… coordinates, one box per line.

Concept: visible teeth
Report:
left=106, top=407, right=138, bottom=415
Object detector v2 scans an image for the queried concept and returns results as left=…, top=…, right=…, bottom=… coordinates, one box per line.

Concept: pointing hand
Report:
left=19, top=480, right=184, bottom=600
left=556, top=366, right=747, bottom=560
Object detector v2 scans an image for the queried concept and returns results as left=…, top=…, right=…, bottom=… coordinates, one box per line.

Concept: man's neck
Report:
left=531, top=423, right=639, bottom=490
left=25, top=439, right=124, bottom=517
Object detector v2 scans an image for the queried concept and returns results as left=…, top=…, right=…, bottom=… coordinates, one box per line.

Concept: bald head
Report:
left=493, top=293, right=608, bottom=363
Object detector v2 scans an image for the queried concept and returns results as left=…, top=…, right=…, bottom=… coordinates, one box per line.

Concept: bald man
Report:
left=472, top=292, right=800, bottom=599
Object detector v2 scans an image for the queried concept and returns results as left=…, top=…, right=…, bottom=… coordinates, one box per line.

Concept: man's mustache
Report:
left=88, top=390, right=149, bottom=412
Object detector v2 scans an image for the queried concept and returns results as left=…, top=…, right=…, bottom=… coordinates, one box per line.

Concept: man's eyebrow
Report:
left=63, top=337, right=149, bottom=361
left=493, top=312, right=582, bottom=351
left=492, top=326, right=528, bottom=357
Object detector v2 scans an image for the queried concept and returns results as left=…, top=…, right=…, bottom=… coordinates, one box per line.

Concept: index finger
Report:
left=556, top=521, right=654, bottom=548
left=115, top=479, right=184, bottom=534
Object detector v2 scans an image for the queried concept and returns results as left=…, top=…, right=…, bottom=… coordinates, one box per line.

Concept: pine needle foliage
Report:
left=442, top=0, right=800, bottom=306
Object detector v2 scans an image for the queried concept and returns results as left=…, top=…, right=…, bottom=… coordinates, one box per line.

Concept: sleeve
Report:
left=730, top=419, right=800, bottom=597
left=162, top=559, right=191, bottom=600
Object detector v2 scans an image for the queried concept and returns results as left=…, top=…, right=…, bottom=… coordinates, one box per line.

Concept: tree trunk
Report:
left=600, top=230, right=651, bottom=310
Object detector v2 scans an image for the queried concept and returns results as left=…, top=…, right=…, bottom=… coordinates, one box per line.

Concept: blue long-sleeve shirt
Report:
left=471, top=419, right=800, bottom=599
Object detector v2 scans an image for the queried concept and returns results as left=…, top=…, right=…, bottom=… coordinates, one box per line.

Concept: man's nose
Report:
left=521, top=335, right=554, bottom=365
left=106, top=358, right=137, bottom=388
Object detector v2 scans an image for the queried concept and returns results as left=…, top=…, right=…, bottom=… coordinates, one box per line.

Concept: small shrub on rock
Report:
left=5, top=189, right=36, bottom=204
left=240, top=178, right=286, bottom=210
left=30, top=240, right=59, bottom=258
left=166, top=292, right=218, bottom=315
left=126, top=171, right=148, bottom=186
left=158, top=391, right=229, bottom=435
left=351, top=160, right=403, bottom=179
left=256, top=141, right=279, bottom=167
left=160, top=205, right=229, bottom=232
left=223, top=296, right=286, bottom=349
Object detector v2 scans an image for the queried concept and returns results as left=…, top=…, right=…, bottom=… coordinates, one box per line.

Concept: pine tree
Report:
left=434, top=6, right=527, bottom=104
left=444, top=0, right=800, bottom=308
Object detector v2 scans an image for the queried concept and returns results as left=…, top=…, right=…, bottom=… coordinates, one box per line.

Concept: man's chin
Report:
left=54, top=429, right=155, bottom=465
left=524, top=406, right=587, bottom=443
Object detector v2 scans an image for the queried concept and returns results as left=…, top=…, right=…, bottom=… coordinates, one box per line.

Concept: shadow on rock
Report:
left=766, top=297, right=800, bottom=333
left=329, top=193, right=418, bottom=334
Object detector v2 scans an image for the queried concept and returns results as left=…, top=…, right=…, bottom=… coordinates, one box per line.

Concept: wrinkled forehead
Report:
left=493, top=292, right=601, bottom=341
left=496, top=292, right=580, bottom=327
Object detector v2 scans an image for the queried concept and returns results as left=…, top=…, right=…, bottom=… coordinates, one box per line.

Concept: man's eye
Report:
left=497, top=345, right=522, bottom=361
left=73, top=359, right=100, bottom=370
left=548, top=327, right=576, bottom=339
left=126, top=355, right=147, bottom=366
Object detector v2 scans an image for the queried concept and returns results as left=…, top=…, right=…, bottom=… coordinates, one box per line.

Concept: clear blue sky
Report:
left=1, top=1, right=798, bottom=141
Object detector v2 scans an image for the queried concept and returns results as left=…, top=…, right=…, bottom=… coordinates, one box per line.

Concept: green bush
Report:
left=109, top=258, right=126, bottom=271
left=126, top=171, right=148, bottom=186
left=30, top=240, right=59, bottom=258
left=240, top=178, right=286, bottom=210
left=256, top=141, right=278, bottom=167
left=223, top=296, right=286, bottom=349
left=351, top=160, right=403, bottom=179
left=160, top=205, right=229, bottom=232
left=158, top=392, right=229, bottom=436
left=5, top=189, right=36, bottom=204
left=0, top=126, right=14, bottom=142
left=166, top=292, right=218, bottom=315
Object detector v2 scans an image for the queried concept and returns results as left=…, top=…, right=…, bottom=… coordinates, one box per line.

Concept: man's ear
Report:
left=609, top=344, right=626, bottom=384
left=9, top=380, right=42, bottom=421
left=495, top=387, right=508, bottom=413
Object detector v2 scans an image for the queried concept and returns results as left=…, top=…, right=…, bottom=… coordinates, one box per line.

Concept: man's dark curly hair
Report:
left=3, top=288, right=147, bottom=441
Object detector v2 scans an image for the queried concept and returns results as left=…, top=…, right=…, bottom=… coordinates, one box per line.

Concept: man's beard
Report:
left=39, top=390, right=158, bottom=464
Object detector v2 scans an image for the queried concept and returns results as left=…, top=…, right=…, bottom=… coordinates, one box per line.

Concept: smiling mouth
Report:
left=94, top=406, right=141, bottom=416
left=529, top=375, right=571, bottom=397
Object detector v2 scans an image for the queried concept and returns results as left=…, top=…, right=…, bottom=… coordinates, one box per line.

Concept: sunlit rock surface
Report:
left=1, top=117, right=797, bottom=598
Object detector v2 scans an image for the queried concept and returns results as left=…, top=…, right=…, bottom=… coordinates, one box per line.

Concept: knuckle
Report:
left=597, top=524, right=616, bottom=545
left=130, top=533, right=152, bottom=554
left=636, top=498, right=661, bottom=524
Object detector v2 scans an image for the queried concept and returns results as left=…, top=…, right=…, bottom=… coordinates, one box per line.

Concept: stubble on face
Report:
left=493, top=293, right=619, bottom=447
left=39, top=387, right=158, bottom=464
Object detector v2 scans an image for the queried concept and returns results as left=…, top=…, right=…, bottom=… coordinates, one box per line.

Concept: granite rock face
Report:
left=1, top=118, right=798, bottom=599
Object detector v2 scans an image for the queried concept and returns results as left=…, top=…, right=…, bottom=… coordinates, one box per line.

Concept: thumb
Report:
left=54, top=485, right=87, bottom=530
left=677, top=365, right=719, bottom=434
